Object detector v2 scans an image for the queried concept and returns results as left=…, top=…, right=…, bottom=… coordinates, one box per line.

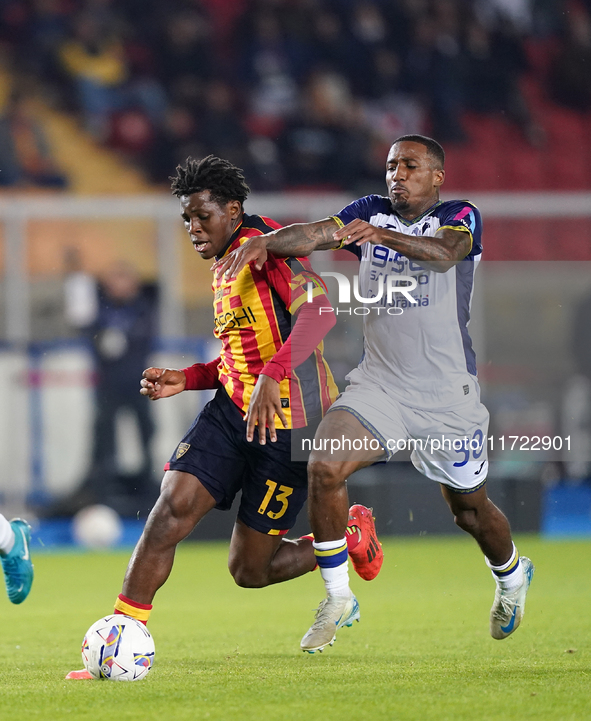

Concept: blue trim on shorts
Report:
left=326, top=404, right=390, bottom=459
left=440, top=477, right=487, bottom=494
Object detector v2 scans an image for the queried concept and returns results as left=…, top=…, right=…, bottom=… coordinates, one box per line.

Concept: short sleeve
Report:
left=332, top=195, right=392, bottom=259
left=333, top=194, right=393, bottom=224
left=436, top=201, right=483, bottom=259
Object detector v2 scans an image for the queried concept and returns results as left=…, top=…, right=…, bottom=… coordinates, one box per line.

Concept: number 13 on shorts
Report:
left=257, top=480, right=293, bottom=520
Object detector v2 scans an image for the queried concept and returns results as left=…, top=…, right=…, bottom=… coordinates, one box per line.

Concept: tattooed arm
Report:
left=334, top=220, right=472, bottom=273
left=211, top=218, right=340, bottom=279
left=264, top=218, right=342, bottom=255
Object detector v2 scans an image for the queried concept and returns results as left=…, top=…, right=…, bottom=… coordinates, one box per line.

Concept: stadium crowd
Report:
left=0, top=0, right=589, bottom=191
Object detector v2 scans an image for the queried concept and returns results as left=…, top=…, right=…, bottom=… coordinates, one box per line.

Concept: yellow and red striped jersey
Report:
left=212, top=213, right=337, bottom=429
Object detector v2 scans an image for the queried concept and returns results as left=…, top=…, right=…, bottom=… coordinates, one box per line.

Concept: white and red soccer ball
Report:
left=81, top=615, right=155, bottom=681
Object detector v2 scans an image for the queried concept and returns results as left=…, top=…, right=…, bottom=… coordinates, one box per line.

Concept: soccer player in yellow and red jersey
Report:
left=66, top=156, right=382, bottom=678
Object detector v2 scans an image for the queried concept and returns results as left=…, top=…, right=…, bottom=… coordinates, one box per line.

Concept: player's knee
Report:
left=157, top=472, right=207, bottom=523
left=229, top=561, right=268, bottom=589
left=308, top=458, right=346, bottom=493
left=135, top=491, right=191, bottom=553
left=146, top=485, right=195, bottom=540
left=152, top=486, right=183, bottom=522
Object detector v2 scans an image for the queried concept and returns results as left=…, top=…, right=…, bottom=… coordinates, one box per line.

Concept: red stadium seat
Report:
left=552, top=219, right=591, bottom=260
left=483, top=220, right=551, bottom=261
left=544, top=109, right=590, bottom=188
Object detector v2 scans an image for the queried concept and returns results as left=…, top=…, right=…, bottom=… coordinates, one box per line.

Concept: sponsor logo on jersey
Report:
left=214, top=306, right=257, bottom=332
left=214, top=287, right=232, bottom=301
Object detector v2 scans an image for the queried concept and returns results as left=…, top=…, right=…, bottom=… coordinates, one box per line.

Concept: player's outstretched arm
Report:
left=335, top=221, right=472, bottom=272
left=140, top=367, right=186, bottom=400
left=212, top=218, right=340, bottom=279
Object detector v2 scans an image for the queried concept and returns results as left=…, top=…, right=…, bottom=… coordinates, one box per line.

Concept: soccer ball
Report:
left=72, top=505, right=123, bottom=548
left=81, top=614, right=155, bottom=681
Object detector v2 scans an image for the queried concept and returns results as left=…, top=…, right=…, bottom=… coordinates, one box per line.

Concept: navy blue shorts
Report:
left=165, top=388, right=308, bottom=535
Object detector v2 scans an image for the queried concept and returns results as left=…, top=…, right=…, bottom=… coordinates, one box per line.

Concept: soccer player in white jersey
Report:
left=214, top=134, right=534, bottom=653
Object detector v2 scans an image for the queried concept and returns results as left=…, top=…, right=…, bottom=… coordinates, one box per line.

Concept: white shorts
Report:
left=328, top=374, right=489, bottom=492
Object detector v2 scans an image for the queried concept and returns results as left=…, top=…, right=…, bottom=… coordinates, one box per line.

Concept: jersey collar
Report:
left=393, top=200, right=442, bottom=227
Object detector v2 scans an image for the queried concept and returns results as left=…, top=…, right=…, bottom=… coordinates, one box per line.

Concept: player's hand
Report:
left=245, top=374, right=288, bottom=445
left=333, top=218, right=383, bottom=247
left=210, top=236, right=268, bottom=279
left=140, top=367, right=186, bottom=400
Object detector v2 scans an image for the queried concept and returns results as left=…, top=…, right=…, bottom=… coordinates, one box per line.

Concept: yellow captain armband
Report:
left=330, top=216, right=346, bottom=250
left=438, top=224, right=474, bottom=257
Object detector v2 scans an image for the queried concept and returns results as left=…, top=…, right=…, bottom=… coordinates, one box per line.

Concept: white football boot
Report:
left=490, top=556, right=535, bottom=640
left=300, top=592, right=360, bottom=653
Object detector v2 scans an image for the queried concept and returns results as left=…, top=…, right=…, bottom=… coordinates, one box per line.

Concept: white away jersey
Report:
left=334, top=195, right=483, bottom=410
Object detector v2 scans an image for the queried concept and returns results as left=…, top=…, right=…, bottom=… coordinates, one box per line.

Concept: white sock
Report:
left=313, top=538, right=351, bottom=598
left=0, top=514, right=15, bottom=555
left=487, top=543, right=524, bottom=592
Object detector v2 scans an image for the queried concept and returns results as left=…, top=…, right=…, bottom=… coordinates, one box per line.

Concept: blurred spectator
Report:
left=362, top=47, right=425, bottom=134
left=146, top=105, right=201, bottom=185
left=0, top=90, right=67, bottom=187
left=360, top=47, right=425, bottom=178
left=200, top=79, right=250, bottom=169
left=59, top=10, right=166, bottom=139
left=308, top=9, right=359, bottom=83
left=466, top=18, right=544, bottom=146
left=200, top=0, right=249, bottom=70
left=474, top=0, right=534, bottom=33
left=240, top=8, right=305, bottom=126
left=0, top=0, right=583, bottom=190
left=63, top=247, right=99, bottom=330
left=279, top=69, right=369, bottom=188
left=346, top=1, right=391, bottom=94
left=63, top=260, right=158, bottom=512
left=406, top=4, right=468, bottom=142
left=549, top=5, right=591, bottom=112
left=0, top=0, right=32, bottom=49
left=157, top=8, right=214, bottom=108
left=58, top=11, right=127, bottom=137
left=21, top=0, right=71, bottom=85
left=107, top=107, right=155, bottom=158
left=531, top=0, right=569, bottom=37
left=247, top=133, right=284, bottom=189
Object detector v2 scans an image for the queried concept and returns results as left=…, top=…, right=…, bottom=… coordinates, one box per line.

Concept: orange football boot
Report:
left=347, top=504, right=383, bottom=581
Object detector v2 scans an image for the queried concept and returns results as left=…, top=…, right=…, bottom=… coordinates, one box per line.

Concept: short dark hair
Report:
left=170, top=155, right=250, bottom=206
left=392, top=134, right=445, bottom=169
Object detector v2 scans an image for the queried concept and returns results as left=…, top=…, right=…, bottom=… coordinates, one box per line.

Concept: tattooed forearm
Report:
left=378, top=227, right=471, bottom=272
left=383, top=235, right=456, bottom=260
left=265, top=219, right=339, bottom=257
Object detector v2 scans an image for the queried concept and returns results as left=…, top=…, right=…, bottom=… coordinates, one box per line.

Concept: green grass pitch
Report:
left=1, top=535, right=590, bottom=721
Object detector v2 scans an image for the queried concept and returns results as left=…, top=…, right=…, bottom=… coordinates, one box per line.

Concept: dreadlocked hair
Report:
left=170, top=155, right=250, bottom=206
